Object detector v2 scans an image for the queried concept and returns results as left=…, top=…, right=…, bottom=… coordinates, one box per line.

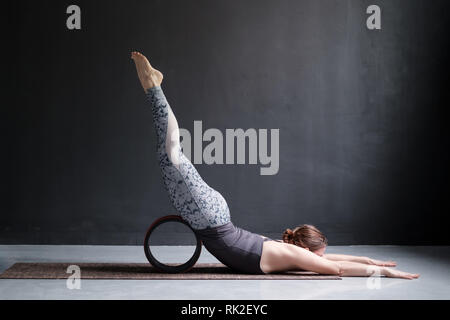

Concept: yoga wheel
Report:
left=144, top=215, right=202, bottom=273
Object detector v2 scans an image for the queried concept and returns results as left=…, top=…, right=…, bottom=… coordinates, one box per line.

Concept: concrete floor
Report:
left=0, top=245, right=449, bottom=300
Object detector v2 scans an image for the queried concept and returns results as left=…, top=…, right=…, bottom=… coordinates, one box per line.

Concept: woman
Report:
left=131, top=51, right=419, bottom=280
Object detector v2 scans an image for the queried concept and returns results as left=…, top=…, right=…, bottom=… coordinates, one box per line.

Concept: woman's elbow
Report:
left=328, top=261, right=343, bottom=276
left=315, top=261, right=342, bottom=275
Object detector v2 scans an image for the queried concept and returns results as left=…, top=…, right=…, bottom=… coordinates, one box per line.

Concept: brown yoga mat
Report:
left=0, top=263, right=341, bottom=280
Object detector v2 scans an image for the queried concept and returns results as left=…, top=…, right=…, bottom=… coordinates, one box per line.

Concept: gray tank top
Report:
left=194, top=221, right=273, bottom=274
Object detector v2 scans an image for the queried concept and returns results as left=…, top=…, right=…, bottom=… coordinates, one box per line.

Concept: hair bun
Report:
left=282, top=228, right=295, bottom=244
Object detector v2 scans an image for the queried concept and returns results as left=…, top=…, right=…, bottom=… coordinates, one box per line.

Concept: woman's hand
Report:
left=366, top=258, right=397, bottom=267
left=383, top=268, right=420, bottom=280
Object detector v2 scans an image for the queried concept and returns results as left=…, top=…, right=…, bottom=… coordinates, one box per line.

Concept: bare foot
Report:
left=131, top=51, right=164, bottom=91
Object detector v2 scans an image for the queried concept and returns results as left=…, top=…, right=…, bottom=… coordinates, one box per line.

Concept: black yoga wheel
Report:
left=144, top=215, right=202, bottom=273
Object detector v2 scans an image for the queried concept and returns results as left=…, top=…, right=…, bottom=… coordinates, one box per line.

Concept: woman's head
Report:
left=282, top=224, right=328, bottom=256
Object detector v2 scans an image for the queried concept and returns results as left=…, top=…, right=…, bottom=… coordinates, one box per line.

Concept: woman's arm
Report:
left=305, top=255, right=418, bottom=279
left=335, top=261, right=419, bottom=279
left=283, top=244, right=418, bottom=279
left=323, top=254, right=396, bottom=267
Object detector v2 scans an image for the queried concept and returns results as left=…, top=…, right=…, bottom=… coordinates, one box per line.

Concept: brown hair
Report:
left=282, top=224, right=328, bottom=251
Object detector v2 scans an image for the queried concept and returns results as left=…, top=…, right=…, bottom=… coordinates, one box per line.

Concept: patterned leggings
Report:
left=146, top=86, right=231, bottom=230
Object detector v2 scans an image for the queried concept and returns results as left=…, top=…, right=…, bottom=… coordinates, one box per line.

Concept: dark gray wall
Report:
left=3, top=0, right=449, bottom=245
